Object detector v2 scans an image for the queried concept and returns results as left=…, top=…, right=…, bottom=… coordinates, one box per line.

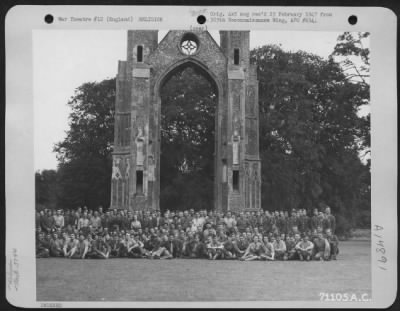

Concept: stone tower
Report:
left=111, top=30, right=261, bottom=212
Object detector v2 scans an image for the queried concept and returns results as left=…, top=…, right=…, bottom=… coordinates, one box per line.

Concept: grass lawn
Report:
left=37, top=240, right=371, bottom=301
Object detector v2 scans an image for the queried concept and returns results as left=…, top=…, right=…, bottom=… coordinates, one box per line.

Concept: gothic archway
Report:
left=157, top=62, right=218, bottom=211
left=154, top=58, right=223, bottom=212
left=111, top=30, right=261, bottom=213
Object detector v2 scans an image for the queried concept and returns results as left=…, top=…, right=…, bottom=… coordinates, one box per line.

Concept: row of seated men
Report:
left=36, top=225, right=339, bottom=261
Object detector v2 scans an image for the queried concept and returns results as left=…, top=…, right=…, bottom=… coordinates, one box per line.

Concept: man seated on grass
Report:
left=126, top=233, right=144, bottom=258
left=174, top=233, right=184, bottom=258
left=207, top=235, right=224, bottom=260
left=118, top=233, right=130, bottom=257
left=90, top=233, right=110, bottom=259
left=206, top=236, right=215, bottom=260
left=135, top=233, right=151, bottom=258
left=283, top=235, right=295, bottom=260
left=325, top=228, right=339, bottom=260
left=313, top=232, right=331, bottom=261
left=162, top=233, right=182, bottom=258
left=108, top=234, right=121, bottom=258
left=85, top=234, right=97, bottom=258
left=271, top=235, right=286, bottom=260
left=295, top=234, right=314, bottom=261
left=49, top=232, right=64, bottom=257
left=259, top=235, right=274, bottom=261
left=189, top=234, right=207, bottom=258
left=221, top=235, right=238, bottom=259
left=149, top=235, right=173, bottom=259
left=36, top=232, right=50, bottom=258
left=284, top=233, right=301, bottom=260
left=235, top=234, right=249, bottom=255
left=180, top=231, right=193, bottom=257
left=63, top=233, right=78, bottom=258
left=70, top=234, right=89, bottom=259
left=240, top=235, right=263, bottom=261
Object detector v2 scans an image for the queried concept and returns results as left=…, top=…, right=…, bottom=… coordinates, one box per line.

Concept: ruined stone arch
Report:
left=154, top=57, right=223, bottom=100
left=111, top=30, right=261, bottom=212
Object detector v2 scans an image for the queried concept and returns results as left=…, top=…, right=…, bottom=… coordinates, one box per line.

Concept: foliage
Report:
left=160, top=66, right=217, bottom=211
left=330, top=32, right=370, bottom=85
left=35, top=169, right=58, bottom=210
left=251, top=37, right=370, bottom=233
left=53, top=79, right=116, bottom=209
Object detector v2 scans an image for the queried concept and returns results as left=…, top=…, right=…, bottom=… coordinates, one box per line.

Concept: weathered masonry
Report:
left=111, top=30, right=261, bottom=212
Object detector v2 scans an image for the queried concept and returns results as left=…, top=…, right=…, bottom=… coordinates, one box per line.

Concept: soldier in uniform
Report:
left=90, top=234, right=110, bottom=259
left=295, top=234, right=314, bottom=261
left=272, top=234, right=287, bottom=260
left=298, top=209, right=309, bottom=233
left=63, top=233, right=78, bottom=258
left=49, top=232, right=64, bottom=257
left=207, top=235, right=224, bottom=260
left=149, top=235, right=173, bottom=259
left=70, top=234, right=89, bottom=259
left=325, top=228, right=339, bottom=260
left=260, top=235, right=275, bottom=261
left=287, top=210, right=299, bottom=235
left=262, top=210, right=272, bottom=234
left=285, top=233, right=301, bottom=260
left=203, top=222, right=216, bottom=241
left=191, top=234, right=207, bottom=258
left=235, top=234, right=249, bottom=255
left=222, top=235, right=242, bottom=259
left=313, top=232, right=331, bottom=261
left=324, top=207, right=336, bottom=234
left=236, top=212, right=249, bottom=233
left=36, top=232, right=50, bottom=258
left=163, top=233, right=183, bottom=258
left=241, top=235, right=264, bottom=261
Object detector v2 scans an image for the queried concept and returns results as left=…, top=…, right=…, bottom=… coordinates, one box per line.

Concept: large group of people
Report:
left=36, top=206, right=339, bottom=261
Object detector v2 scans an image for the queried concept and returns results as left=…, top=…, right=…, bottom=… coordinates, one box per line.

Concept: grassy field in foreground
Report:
left=37, top=240, right=371, bottom=302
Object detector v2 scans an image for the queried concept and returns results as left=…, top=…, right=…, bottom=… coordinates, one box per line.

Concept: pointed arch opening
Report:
left=158, top=61, right=219, bottom=212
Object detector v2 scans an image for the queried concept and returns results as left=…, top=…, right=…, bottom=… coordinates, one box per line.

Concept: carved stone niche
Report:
left=148, top=155, right=155, bottom=181
left=232, top=129, right=240, bottom=166
left=136, top=126, right=145, bottom=166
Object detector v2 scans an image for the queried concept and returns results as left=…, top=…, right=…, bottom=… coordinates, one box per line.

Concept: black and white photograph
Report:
left=5, top=5, right=397, bottom=308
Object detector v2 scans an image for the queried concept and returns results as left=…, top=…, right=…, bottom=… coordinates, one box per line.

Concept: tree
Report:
left=331, top=32, right=370, bottom=159
left=54, top=79, right=116, bottom=209
left=329, top=31, right=371, bottom=231
left=35, top=169, right=58, bottom=210
left=330, top=32, right=370, bottom=85
left=251, top=41, right=370, bottom=234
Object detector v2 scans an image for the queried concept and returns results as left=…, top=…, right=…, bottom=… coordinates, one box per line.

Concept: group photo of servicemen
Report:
left=36, top=206, right=339, bottom=262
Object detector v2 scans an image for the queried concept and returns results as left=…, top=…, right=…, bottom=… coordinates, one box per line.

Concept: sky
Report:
left=33, top=30, right=351, bottom=171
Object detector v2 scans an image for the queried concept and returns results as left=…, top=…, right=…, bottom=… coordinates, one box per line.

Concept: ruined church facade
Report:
left=111, top=30, right=261, bottom=212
